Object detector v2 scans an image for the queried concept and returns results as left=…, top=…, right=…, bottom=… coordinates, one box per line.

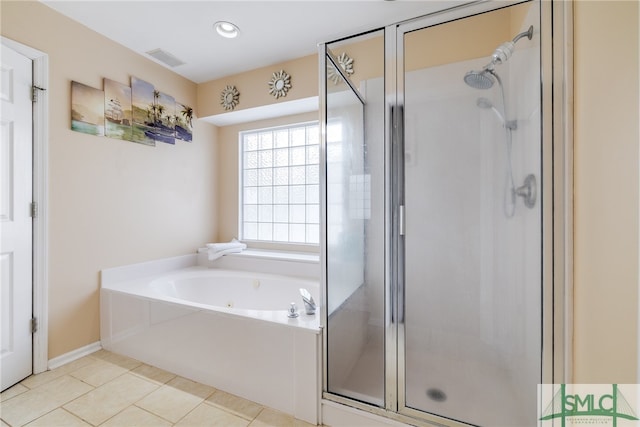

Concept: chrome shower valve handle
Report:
left=514, top=174, right=537, bottom=209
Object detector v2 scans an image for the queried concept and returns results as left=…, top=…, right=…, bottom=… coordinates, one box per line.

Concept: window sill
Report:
left=227, top=248, right=319, bottom=264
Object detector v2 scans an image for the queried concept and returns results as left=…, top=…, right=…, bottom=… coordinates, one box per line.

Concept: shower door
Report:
left=398, top=2, right=542, bottom=425
left=323, top=30, right=386, bottom=408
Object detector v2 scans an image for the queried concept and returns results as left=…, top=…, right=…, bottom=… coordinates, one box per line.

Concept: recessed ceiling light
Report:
left=214, top=21, right=240, bottom=39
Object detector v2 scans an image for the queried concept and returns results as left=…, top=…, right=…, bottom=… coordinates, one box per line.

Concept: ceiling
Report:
left=41, top=0, right=460, bottom=84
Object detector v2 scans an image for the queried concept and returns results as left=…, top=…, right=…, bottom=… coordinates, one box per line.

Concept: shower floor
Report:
left=334, top=331, right=531, bottom=426
left=404, top=349, right=530, bottom=426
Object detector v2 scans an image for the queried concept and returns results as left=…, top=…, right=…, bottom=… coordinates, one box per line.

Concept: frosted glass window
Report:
left=244, top=169, right=257, bottom=187
left=244, top=205, right=258, bottom=222
left=244, top=187, right=258, bottom=204
left=306, top=166, right=319, bottom=184
left=258, top=187, right=272, bottom=204
left=244, top=134, right=258, bottom=151
left=306, top=185, right=319, bottom=204
left=258, top=169, right=273, bottom=186
left=290, top=127, right=305, bottom=146
left=275, top=149, right=288, bottom=167
left=289, top=224, right=305, bottom=242
left=274, top=205, right=288, bottom=223
left=259, top=132, right=273, bottom=150
left=275, top=130, right=288, bottom=148
left=290, top=147, right=306, bottom=166
left=274, top=186, right=288, bottom=204
left=290, top=185, right=305, bottom=204
left=306, top=125, right=319, bottom=145
left=274, top=168, right=289, bottom=185
left=258, top=205, right=273, bottom=222
left=244, top=223, right=257, bottom=240
left=244, top=152, right=258, bottom=169
left=258, top=223, right=273, bottom=240
left=306, top=205, right=319, bottom=224
left=240, top=121, right=320, bottom=244
left=259, top=150, right=273, bottom=168
left=306, top=224, right=319, bottom=244
left=290, top=205, right=305, bottom=223
left=306, top=145, right=320, bottom=165
left=290, top=166, right=305, bottom=185
left=274, top=224, right=288, bottom=241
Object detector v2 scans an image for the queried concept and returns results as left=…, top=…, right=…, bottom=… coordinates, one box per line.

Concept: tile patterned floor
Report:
left=1, top=350, right=316, bottom=427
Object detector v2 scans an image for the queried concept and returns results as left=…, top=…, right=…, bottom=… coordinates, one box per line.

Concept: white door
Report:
left=1, top=44, right=33, bottom=391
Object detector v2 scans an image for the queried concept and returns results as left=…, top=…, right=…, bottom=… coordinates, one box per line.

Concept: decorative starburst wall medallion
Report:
left=327, top=52, right=355, bottom=85
left=220, top=85, right=240, bottom=111
left=268, top=70, right=291, bottom=99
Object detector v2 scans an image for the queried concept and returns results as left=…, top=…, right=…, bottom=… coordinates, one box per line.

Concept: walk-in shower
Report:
left=321, top=1, right=564, bottom=426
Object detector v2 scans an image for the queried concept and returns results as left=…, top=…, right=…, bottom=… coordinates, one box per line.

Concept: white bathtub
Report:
left=101, top=256, right=321, bottom=424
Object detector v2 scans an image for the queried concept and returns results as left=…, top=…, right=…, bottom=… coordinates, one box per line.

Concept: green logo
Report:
left=539, top=384, right=639, bottom=426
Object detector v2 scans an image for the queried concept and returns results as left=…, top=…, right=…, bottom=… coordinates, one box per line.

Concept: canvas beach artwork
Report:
left=175, top=103, right=194, bottom=142
left=71, top=81, right=105, bottom=136
left=153, top=91, right=175, bottom=144
left=104, top=78, right=132, bottom=141
left=131, top=76, right=156, bottom=146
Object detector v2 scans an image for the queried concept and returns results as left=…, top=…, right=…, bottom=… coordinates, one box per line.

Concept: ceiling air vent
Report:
left=145, top=48, right=185, bottom=68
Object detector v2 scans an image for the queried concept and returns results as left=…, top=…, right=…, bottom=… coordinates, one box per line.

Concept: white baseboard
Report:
left=48, top=342, right=102, bottom=370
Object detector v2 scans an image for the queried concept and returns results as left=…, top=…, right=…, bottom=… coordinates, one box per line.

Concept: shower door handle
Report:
left=398, top=104, right=405, bottom=326
left=392, top=103, right=406, bottom=326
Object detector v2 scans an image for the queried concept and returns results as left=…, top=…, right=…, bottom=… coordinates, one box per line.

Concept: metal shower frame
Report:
left=318, top=0, right=573, bottom=425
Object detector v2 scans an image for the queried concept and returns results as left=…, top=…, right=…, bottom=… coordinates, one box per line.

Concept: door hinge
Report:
left=30, top=202, right=37, bottom=218
left=31, top=317, right=38, bottom=334
left=32, top=85, right=46, bottom=103
left=399, top=205, right=405, bottom=236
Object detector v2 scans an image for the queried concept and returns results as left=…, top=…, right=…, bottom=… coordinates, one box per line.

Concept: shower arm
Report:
left=488, top=25, right=534, bottom=67
left=512, top=25, right=534, bottom=44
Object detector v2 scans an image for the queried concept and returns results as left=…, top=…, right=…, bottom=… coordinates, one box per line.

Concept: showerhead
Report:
left=464, top=69, right=496, bottom=90
left=464, top=25, right=534, bottom=90
left=476, top=97, right=506, bottom=124
left=476, top=97, right=517, bottom=130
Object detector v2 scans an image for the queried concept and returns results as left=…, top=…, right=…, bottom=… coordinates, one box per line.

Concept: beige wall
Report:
left=573, top=0, right=639, bottom=382
left=197, top=55, right=317, bottom=118
left=327, top=32, right=385, bottom=88
left=404, top=4, right=525, bottom=71
left=1, top=1, right=218, bottom=358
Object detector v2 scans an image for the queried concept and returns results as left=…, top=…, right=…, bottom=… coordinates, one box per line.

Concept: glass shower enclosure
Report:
left=321, top=1, right=551, bottom=426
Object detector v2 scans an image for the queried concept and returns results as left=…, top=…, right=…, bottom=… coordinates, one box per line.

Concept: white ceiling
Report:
left=41, top=0, right=459, bottom=84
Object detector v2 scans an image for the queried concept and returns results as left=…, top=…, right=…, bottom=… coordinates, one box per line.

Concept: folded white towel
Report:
left=205, top=239, right=247, bottom=260
left=207, top=246, right=244, bottom=261
left=206, top=238, right=247, bottom=253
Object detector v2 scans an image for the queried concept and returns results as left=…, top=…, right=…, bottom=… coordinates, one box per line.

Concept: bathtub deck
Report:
left=0, top=350, right=320, bottom=427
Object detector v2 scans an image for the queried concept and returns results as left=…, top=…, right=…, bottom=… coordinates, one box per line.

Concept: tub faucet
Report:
left=299, top=288, right=316, bottom=315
